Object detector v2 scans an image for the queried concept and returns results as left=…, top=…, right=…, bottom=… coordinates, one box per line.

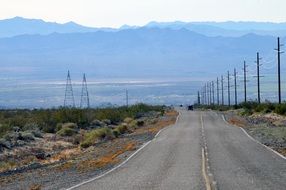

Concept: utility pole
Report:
left=201, top=89, right=203, bottom=105
left=221, top=75, right=224, bottom=105
left=227, top=71, right=231, bottom=106
left=212, top=81, right=215, bottom=104
left=198, top=91, right=201, bottom=105
left=243, top=61, right=247, bottom=103
left=234, top=68, right=238, bottom=106
left=126, top=89, right=129, bottom=108
left=217, top=77, right=220, bottom=105
left=275, top=37, right=283, bottom=104
left=207, top=82, right=212, bottom=105
left=256, top=52, right=262, bottom=104
left=205, top=85, right=207, bottom=105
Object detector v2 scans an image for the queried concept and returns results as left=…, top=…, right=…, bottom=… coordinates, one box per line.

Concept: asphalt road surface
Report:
left=69, top=109, right=286, bottom=190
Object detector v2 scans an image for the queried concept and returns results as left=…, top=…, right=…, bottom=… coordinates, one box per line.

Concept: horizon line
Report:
left=1, top=16, right=286, bottom=29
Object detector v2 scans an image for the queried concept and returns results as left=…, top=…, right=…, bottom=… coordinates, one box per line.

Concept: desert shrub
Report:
left=124, top=117, right=133, bottom=124
left=56, top=123, right=63, bottom=132
left=0, top=124, right=11, bottom=138
left=23, top=123, right=39, bottom=131
left=20, top=132, right=35, bottom=141
left=80, top=128, right=113, bottom=148
left=129, top=120, right=138, bottom=128
left=57, top=127, right=77, bottom=137
left=112, top=129, right=120, bottom=138
left=62, top=123, right=77, bottom=129
left=274, top=104, right=286, bottom=115
left=41, top=124, right=56, bottom=133
left=115, top=125, right=128, bottom=134
left=137, top=120, right=144, bottom=126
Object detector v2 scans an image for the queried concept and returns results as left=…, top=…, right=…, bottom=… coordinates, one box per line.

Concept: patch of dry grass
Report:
left=77, top=142, right=136, bottom=172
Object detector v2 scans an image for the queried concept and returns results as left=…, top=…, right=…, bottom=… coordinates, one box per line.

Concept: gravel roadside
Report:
left=0, top=111, right=178, bottom=190
left=223, top=110, right=286, bottom=156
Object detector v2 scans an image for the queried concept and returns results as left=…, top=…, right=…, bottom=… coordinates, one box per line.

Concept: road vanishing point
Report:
left=68, top=109, right=286, bottom=190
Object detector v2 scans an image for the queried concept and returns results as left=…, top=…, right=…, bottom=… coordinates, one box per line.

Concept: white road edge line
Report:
left=240, top=127, right=286, bottom=160
left=221, top=114, right=229, bottom=125
left=65, top=111, right=181, bottom=190
left=221, top=112, right=285, bottom=160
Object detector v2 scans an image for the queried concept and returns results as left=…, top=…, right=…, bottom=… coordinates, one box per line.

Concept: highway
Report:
left=69, top=109, right=286, bottom=190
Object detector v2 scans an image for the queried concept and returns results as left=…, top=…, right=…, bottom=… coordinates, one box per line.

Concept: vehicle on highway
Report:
left=187, top=105, right=194, bottom=110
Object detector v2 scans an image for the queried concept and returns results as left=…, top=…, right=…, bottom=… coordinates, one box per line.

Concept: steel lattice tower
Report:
left=64, top=70, right=75, bottom=107
left=80, top=73, right=90, bottom=108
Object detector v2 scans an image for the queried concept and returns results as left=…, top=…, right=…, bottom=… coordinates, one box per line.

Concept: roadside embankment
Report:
left=0, top=104, right=178, bottom=190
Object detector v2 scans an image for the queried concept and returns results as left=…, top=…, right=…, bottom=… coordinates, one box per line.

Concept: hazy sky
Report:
left=1, top=0, right=285, bottom=27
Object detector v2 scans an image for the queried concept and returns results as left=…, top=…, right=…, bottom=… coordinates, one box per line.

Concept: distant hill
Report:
left=0, top=17, right=115, bottom=38
left=1, top=17, right=286, bottom=38
left=144, top=21, right=286, bottom=37
left=0, top=28, right=279, bottom=79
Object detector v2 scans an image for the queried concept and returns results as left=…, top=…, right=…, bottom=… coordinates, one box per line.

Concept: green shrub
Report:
left=0, top=124, right=11, bottom=138
left=62, top=122, right=77, bottom=129
left=80, top=128, right=113, bottom=148
left=41, top=124, right=56, bottom=133
left=275, top=104, right=286, bottom=115
left=115, top=125, right=128, bottom=134
left=20, top=132, right=35, bottom=141
left=56, top=123, right=63, bottom=132
left=112, top=129, right=120, bottom=138
left=137, top=120, right=144, bottom=126
left=57, top=127, right=77, bottom=137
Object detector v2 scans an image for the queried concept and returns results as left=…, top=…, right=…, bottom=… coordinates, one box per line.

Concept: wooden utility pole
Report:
left=217, top=77, right=220, bottom=105
left=198, top=91, right=201, bottom=105
left=256, top=52, right=261, bottom=104
left=212, top=81, right=215, bottom=105
left=234, top=68, right=237, bottom=106
left=275, top=37, right=283, bottom=104
left=126, top=89, right=129, bottom=108
left=243, top=61, right=247, bottom=103
left=221, top=75, right=224, bottom=105
left=227, top=71, right=230, bottom=106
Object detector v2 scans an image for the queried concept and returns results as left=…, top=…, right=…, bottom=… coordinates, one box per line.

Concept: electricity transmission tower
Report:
left=64, top=70, right=75, bottom=108
left=80, top=73, right=90, bottom=108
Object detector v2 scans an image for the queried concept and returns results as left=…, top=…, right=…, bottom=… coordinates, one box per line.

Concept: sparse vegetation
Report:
left=197, top=101, right=286, bottom=116
left=80, top=128, right=114, bottom=148
left=0, top=104, right=164, bottom=137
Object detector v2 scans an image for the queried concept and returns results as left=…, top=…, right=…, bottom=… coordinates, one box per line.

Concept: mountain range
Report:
left=0, top=17, right=284, bottom=80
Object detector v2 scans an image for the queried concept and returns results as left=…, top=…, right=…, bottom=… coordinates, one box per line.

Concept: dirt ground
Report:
left=0, top=110, right=178, bottom=190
